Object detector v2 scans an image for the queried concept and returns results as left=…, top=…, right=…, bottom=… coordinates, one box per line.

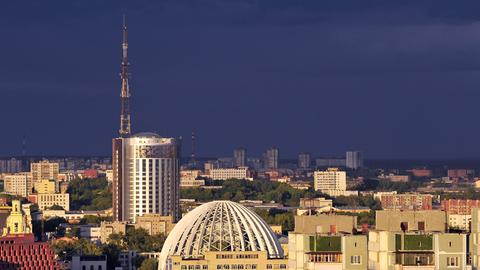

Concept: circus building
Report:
left=159, top=200, right=288, bottom=270
left=0, top=200, right=59, bottom=270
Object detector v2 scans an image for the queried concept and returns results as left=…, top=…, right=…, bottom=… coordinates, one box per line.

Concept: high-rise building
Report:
left=30, top=160, right=59, bottom=183
left=111, top=20, right=181, bottom=223
left=298, top=152, right=310, bottom=169
left=346, top=151, right=363, bottom=169
left=113, top=133, right=180, bottom=222
left=263, top=148, right=279, bottom=170
left=233, top=148, right=246, bottom=167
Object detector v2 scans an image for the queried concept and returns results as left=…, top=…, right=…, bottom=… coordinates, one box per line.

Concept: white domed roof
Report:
left=159, top=201, right=284, bottom=270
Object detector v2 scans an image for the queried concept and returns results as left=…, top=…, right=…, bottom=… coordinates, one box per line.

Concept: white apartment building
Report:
left=4, top=172, right=32, bottom=197
left=209, top=167, right=250, bottom=180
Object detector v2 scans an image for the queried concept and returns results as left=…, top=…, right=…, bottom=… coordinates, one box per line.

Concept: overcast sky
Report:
left=2, top=1, right=480, bottom=159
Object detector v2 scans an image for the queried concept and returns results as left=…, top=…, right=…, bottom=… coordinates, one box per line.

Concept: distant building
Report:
left=441, top=199, right=480, bottom=215
left=408, top=168, right=432, bottom=178
left=378, top=173, right=410, bottom=182
left=209, top=167, right=251, bottom=180
left=379, top=193, right=433, bottom=210
left=31, top=160, right=59, bottom=183
left=298, top=152, right=311, bottom=169
left=263, top=148, right=279, bottom=170
left=179, top=170, right=205, bottom=187
left=315, top=158, right=346, bottom=168
left=233, top=148, right=247, bottom=167
left=447, top=214, right=471, bottom=231
left=4, top=172, right=32, bottom=197
left=314, top=168, right=346, bottom=191
left=447, top=169, right=474, bottom=179
left=346, top=151, right=363, bottom=169
left=0, top=158, right=22, bottom=173
left=82, top=169, right=98, bottom=179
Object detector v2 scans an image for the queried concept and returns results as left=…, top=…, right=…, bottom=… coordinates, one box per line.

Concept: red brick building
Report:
left=0, top=234, right=59, bottom=270
left=82, top=169, right=98, bottom=179
left=380, top=193, right=433, bottom=210
left=441, top=199, right=480, bottom=215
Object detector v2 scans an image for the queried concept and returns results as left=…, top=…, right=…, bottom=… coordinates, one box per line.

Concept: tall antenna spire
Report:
left=119, top=15, right=132, bottom=137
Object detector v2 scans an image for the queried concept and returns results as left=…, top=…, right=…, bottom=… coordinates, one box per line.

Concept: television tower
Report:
left=119, top=15, right=132, bottom=137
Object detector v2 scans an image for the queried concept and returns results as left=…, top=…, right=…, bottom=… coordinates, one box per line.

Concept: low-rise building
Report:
left=180, top=170, right=205, bottom=188
left=34, top=193, right=70, bottom=211
left=448, top=214, right=471, bottom=231
left=209, top=167, right=251, bottom=180
left=69, top=255, right=107, bottom=270
left=100, top=221, right=128, bottom=243
left=134, top=214, right=175, bottom=235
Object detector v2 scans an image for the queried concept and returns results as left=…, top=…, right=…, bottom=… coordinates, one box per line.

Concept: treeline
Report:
left=181, top=179, right=322, bottom=206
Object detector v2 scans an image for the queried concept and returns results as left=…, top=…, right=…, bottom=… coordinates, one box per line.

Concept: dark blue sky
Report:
left=2, top=1, right=480, bottom=159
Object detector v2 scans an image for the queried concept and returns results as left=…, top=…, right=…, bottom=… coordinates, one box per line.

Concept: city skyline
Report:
left=3, top=2, right=480, bottom=158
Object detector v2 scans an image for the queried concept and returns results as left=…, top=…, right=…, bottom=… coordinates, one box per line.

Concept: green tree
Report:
left=68, top=177, right=112, bottom=210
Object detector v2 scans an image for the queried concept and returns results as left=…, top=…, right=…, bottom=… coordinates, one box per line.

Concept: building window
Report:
left=447, top=257, right=459, bottom=267
left=351, top=255, right=361, bottom=265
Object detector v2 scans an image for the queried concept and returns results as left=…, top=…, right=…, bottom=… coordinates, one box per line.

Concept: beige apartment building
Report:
left=33, top=179, right=58, bottom=194
left=36, top=193, right=70, bottom=211
left=4, top=172, right=32, bottom=197
left=31, top=160, right=59, bottom=182
left=100, top=221, right=128, bottom=243
left=134, top=214, right=175, bottom=235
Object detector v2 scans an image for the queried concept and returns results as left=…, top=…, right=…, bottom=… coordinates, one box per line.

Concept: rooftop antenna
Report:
left=119, top=14, right=132, bottom=137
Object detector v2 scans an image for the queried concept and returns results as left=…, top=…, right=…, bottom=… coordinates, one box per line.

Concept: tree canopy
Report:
left=68, top=177, right=112, bottom=210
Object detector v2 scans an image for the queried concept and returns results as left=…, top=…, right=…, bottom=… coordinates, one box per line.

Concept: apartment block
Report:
left=209, top=167, right=250, bottom=180
left=31, top=160, right=59, bottom=182
left=35, top=193, right=70, bottom=211
left=368, top=231, right=469, bottom=270
left=289, top=233, right=367, bottom=270
left=379, top=193, right=433, bottom=210
left=3, top=172, right=32, bottom=197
